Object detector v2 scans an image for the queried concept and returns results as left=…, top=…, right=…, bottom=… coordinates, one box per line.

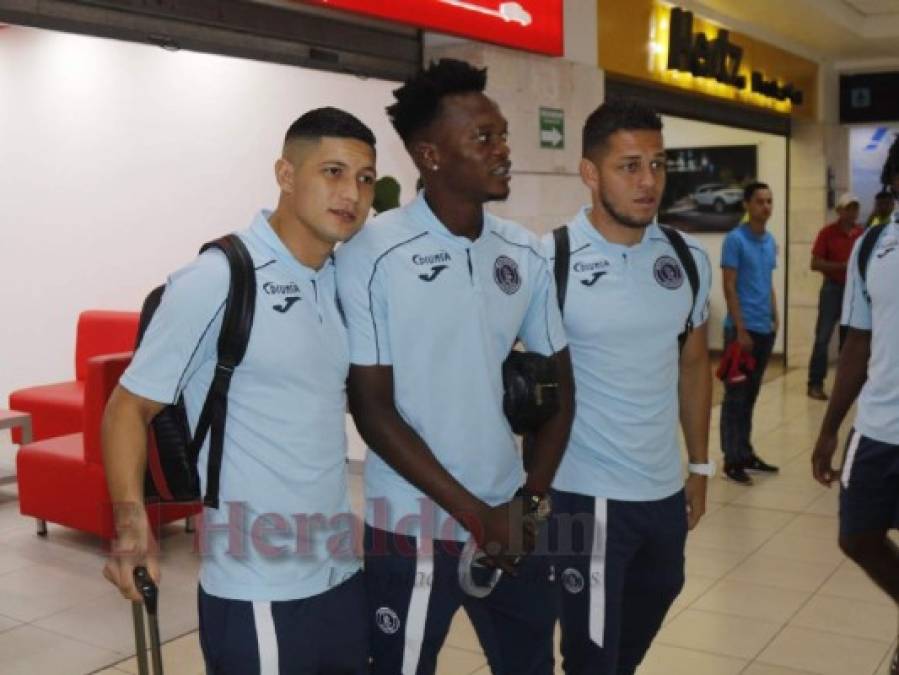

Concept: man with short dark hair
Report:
left=545, top=99, right=713, bottom=675
left=337, top=58, right=574, bottom=675
left=102, top=107, right=377, bottom=673
left=812, top=135, right=899, bottom=675
left=806, top=193, right=864, bottom=400
left=868, top=190, right=895, bottom=227
left=719, top=181, right=780, bottom=484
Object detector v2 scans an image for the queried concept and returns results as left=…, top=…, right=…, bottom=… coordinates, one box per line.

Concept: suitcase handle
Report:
left=132, top=566, right=164, bottom=675
left=133, top=566, right=158, bottom=615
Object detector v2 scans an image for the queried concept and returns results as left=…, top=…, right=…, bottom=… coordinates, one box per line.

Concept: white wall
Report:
left=0, top=25, right=418, bottom=424
left=661, top=116, right=789, bottom=353
left=850, top=124, right=899, bottom=221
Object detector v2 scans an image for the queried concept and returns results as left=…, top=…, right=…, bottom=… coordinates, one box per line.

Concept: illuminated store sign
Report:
left=666, top=8, right=802, bottom=104
left=294, top=0, right=563, bottom=55
left=649, top=5, right=803, bottom=112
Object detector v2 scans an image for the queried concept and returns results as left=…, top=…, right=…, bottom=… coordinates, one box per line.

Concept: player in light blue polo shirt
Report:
left=813, top=139, right=899, bottom=675
left=719, top=182, right=781, bottom=484
left=102, top=108, right=376, bottom=674
left=337, top=59, right=574, bottom=675
left=544, top=100, right=713, bottom=675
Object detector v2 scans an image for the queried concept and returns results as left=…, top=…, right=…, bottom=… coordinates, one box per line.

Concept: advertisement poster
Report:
left=659, top=145, right=758, bottom=233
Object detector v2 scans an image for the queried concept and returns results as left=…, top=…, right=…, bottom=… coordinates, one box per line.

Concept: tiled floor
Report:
left=0, top=366, right=895, bottom=675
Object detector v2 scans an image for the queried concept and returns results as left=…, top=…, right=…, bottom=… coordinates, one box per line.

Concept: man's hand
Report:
left=685, top=474, right=707, bottom=530
left=812, top=431, right=840, bottom=487
left=102, top=502, right=160, bottom=601
left=736, top=328, right=754, bottom=352
left=471, top=498, right=538, bottom=574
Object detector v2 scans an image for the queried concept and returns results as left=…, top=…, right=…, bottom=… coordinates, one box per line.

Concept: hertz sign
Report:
left=666, top=8, right=802, bottom=105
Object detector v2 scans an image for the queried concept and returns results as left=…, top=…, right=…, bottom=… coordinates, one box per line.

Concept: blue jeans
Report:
left=720, top=327, right=775, bottom=467
left=807, top=279, right=846, bottom=387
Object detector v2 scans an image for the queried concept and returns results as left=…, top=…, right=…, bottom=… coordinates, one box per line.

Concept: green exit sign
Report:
left=539, top=107, right=564, bottom=148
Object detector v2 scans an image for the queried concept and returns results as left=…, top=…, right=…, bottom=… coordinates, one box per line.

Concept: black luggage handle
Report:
left=132, top=566, right=164, bottom=675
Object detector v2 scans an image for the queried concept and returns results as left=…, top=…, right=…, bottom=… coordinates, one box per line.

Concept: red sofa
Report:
left=16, top=352, right=198, bottom=539
left=9, top=310, right=140, bottom=443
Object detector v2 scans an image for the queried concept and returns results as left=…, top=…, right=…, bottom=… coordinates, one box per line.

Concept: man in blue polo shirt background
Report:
left=102, top=108, right=377, bottom=674
left=545, top=99, right=713, bottom=675
left=720, top=181, right=781, bottom=485
left=337, top=59, right=574, bottom=675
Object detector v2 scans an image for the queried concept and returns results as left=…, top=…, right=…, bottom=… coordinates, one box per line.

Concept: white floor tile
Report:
left=790, top=594, right=899, bottom=643
left=657, top=608, right=782, bottom=659
left=691, top=579, right=811, bottom=623
left=0, top=624, right=123, bottom=675
left=757, top=625, right=890, bottom=675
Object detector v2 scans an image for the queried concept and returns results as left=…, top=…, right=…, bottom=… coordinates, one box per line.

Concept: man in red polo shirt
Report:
left=807, top=192, right=864, bottom=400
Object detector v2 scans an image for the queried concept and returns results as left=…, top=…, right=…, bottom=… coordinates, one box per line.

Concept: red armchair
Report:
left=16, top=352, right=198, bottom=539
left=9, top=311, right=140, bottom=443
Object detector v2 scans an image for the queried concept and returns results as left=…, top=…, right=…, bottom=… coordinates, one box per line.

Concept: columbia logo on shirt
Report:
left=263, top=281, right=301, bottom=295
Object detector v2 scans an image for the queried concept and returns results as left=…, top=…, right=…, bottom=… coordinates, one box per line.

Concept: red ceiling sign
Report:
left=295, top=0, right=563, bottom=56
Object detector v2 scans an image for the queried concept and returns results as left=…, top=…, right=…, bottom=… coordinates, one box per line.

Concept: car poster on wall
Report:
left=659, top=145, right=758, bottom=233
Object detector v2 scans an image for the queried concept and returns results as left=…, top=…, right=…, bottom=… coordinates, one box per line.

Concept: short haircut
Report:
left=387, top=59, right=487, bottom=143
left=284, top=107, right=375, bottom=148
left=581, top=99, right=663, bottom=158
left=744, top=181, right=770, bottom=202
left=875, top=189, right=894, bottom=200
left=881, top=134, right=899, bottom=188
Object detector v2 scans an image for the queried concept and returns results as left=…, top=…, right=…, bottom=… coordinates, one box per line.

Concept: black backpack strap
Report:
left=857, top=224, right=885, bottom=303
left=552, top=225, right=570, bottom=315
left=660, top=226, right=699, bottom=349
left=191, top=234, right=256, bottom=508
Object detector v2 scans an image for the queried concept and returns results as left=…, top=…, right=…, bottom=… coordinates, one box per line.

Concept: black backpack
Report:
left=137, top=234, right=256, bottom=509
left=856, top=223, right=886, bottom=303
left=553, top=224, right=699, bottom=347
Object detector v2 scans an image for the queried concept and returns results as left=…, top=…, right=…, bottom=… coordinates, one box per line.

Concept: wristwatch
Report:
left=688, top=460, right=716, bottom=477
left=515, top=487, right=552, bottom=522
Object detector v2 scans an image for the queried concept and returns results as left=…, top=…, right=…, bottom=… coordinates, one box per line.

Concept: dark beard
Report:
left=599, top=191, right=653, bottom=230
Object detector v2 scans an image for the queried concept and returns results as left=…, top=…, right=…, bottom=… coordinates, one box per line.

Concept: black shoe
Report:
left=723, top=464, right=753, bottom=485
left=890, top=643, right=898, bottom=675
left=746, top=454, right=779, bottom=473
left=807, top=385, right=828, bottom=401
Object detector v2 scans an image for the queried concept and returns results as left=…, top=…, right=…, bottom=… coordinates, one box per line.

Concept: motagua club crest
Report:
left=494, top=255, right=522, bottom=294
left=653, top=255, right=684, bottom=290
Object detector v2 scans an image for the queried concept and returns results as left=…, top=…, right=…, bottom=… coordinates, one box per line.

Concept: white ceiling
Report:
left=679, top=0, right=899, bottom=70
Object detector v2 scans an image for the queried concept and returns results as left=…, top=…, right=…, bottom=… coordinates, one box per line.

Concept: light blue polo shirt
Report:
left=842, top=221, right=899, bottom=443
left=544, top=208, right=712, bottom=501
left=120, top=211, right=360, bottom=601
left=336, top=192, right=567, bottom=540
left=721, top=223, right=777, bottom=334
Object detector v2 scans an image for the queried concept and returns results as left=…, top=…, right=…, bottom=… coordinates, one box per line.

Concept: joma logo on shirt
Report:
left=581, top=271, right=607, bottom=286
left=418, top=265, right=448, bottom=282
left=272, top=297, right=301, bottom=313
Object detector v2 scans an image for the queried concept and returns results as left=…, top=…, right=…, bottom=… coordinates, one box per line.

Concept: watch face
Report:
left=535, top=496, right=552, bottom=522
